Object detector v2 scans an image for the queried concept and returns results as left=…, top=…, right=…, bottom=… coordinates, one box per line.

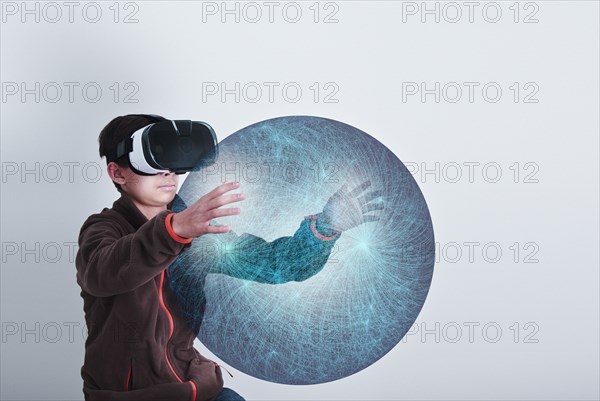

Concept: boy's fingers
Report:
left=200, top=181, right=241, bottom=203
left=206, top=225, right=231, bottom=234
left=209, top=207, right=241, bottom=219
left=205, top=192, right=245, bottom=211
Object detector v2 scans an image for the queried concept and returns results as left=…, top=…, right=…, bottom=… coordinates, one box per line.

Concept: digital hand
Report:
left=321, top=179, right=384, bottom=232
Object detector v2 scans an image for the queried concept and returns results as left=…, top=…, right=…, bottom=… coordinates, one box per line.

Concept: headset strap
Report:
left=104, top=115, right=166, bottom=164
left=105, top=137, right=133, bottom=164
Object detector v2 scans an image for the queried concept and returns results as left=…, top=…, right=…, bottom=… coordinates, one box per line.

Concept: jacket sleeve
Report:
left=170, top=212, right=340, bottom=285
left=215, top=212, right=341, bottom=283
left=76, top=210, right=191, bottom=297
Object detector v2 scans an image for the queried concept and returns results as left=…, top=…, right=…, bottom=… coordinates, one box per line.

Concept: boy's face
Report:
left=108, top=162, right=179, bottom=208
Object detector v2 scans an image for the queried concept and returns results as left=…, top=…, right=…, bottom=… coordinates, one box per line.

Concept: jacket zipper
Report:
left=125, top=359, right=132, bottom=391
left=158, top=270, right=184, bottom=383
left=160, top=270, right=198, bottom=401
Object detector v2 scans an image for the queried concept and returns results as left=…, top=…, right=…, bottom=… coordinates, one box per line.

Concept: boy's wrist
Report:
left=304, top=213, right=340, bottom=241
left=165, top=212, right=193, bottom=244
left=315, top=213, right=339, bottom=237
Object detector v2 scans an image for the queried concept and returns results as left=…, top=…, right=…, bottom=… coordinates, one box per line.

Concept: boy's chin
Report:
left=154, top=190, right=177, bottom=204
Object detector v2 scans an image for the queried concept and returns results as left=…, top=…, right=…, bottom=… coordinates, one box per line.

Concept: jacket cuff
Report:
left=304, top=214, right=341, bottom=241
left=165, top=212, right=193, bottom=244
left=187, top=379, right=197, bottom=401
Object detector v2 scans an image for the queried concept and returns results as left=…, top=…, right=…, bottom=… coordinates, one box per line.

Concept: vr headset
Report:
left=106, top=120, right=218, bottom=175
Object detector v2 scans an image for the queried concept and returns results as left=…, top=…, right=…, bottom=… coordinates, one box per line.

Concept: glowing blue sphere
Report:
left=168, top=116, right=434, bottom=384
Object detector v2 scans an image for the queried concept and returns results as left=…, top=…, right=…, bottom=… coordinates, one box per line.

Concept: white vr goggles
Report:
left=106, top=120, right=218, bottom=175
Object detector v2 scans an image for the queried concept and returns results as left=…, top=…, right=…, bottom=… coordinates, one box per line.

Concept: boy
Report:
left=75, top=114, right=247, bottom=401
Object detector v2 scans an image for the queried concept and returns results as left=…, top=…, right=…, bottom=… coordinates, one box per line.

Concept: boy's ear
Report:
left=107, top=162, right=128, bottom=186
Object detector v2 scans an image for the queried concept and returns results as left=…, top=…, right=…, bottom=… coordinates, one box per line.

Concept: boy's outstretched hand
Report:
left=320, top=179, right=384, bottom=233
left=171, top=181, right=245, bottom=238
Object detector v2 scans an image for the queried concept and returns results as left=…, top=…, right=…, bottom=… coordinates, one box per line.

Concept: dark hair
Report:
left=98, top=114, right=168, bottom=192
